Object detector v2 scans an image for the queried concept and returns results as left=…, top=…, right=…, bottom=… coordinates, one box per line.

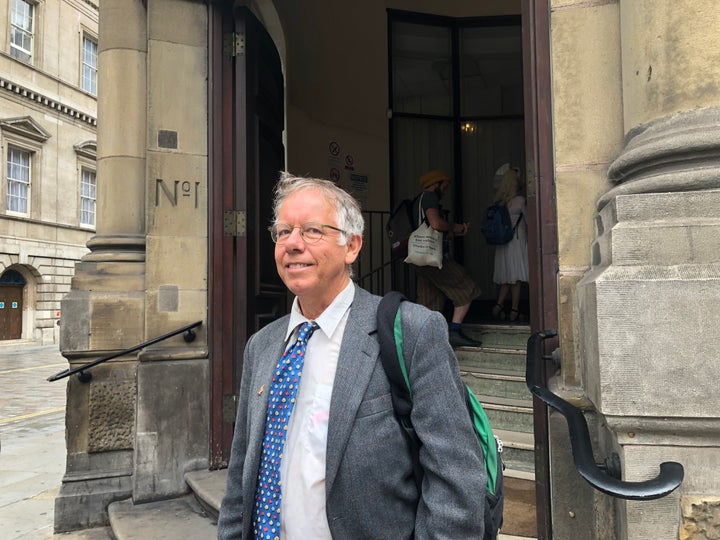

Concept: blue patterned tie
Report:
left=252, top=321, right=319, bottom=540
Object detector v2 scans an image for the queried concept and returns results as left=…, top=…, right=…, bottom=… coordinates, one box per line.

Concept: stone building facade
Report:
left=0, top=0, right=98, bottom=344
left=56, top=0, right=720, bottom=538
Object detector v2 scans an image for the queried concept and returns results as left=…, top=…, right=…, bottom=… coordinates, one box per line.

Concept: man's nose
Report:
left=284, top=227, right=305, bottom=249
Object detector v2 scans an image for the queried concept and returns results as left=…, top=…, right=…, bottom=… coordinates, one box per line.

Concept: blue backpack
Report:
left=480, top=202, right=522, bottom=245
left=377, top=292, right=504, bottom=539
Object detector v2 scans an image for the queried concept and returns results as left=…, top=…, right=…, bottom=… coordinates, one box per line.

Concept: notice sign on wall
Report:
left=327, top=140, right=369, bottom=205
left=328, top=140, right=342, bottom=183
left=350, top=173, right=368, bottom=205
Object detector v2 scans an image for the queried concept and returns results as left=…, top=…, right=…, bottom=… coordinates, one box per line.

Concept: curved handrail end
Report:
left=526, top=330, right=685, bottom=501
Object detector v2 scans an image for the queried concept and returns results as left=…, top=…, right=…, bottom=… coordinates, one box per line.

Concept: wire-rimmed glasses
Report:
left=268, top=222, right=347, bottom=244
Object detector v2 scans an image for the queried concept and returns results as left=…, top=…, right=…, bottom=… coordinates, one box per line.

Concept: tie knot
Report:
left=298, top=321, right=318, bottom=342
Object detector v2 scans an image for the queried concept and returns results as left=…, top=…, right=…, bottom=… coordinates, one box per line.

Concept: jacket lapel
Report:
left=325, top=287, right=379, bottom=494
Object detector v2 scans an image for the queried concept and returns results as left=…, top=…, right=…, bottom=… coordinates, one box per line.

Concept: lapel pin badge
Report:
left=257, top=385, right=264, bottom=395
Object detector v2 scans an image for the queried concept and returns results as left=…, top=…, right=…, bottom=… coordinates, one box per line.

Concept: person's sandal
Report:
left=492, top=303, right=504, bottom=320
left=509, top=308, right=520, bottom=322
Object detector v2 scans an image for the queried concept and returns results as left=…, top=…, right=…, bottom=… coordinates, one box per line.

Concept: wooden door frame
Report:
left=208, top=1, right=240, bottom=468
left=521, top=0, right=558, bottom=538
left=208, top=2, right=286, bottom=468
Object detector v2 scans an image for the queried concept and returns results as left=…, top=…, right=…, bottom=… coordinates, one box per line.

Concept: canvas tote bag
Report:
left=404, top=193, right=443, bottom=269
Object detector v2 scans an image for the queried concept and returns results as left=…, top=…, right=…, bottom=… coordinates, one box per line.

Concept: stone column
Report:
left=576, top=1, right=720, bottom=538
left=93, top=0, right=148, bottom=245
left=55, top=0, right=148, bottom=531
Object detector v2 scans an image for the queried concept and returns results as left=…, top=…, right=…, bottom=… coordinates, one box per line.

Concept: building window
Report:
left=80, top=168, right=96, bottom=227
left=82, top=36, right=98, bottom=95
left=10, top=0, right=34, bottom=63
left=6, top=145, right=31, bottom=214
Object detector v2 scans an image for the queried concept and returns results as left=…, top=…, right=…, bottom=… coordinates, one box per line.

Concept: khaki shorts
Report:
left=411, top=257, right=481, bottom=311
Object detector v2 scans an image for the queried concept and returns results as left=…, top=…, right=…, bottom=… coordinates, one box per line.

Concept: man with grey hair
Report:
left=218, top=172, right=486, bottom=539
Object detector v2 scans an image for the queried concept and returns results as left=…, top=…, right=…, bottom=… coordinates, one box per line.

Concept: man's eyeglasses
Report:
left=269, top=222, right=347, bottom=244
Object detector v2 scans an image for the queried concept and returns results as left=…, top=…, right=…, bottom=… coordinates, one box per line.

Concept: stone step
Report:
left=456, top=346, right=527, bottom=373
left=185, top=469, right=224, bottom=519
left=463, top=323, right=531, bottom=350
left=108, top=495, right=217, bottom=539
left=462, top=368, right=530, bottom=401
left=495, top=429, right=536, bottom=474
left=477, top=394, right=534, bottom=434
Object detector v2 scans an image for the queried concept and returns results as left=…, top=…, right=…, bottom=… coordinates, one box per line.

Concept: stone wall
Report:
left=555, top=0, right=720, bottom=537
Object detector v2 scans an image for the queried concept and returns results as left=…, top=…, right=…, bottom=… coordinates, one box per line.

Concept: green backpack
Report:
left=377, top=292, right=504, bottom=538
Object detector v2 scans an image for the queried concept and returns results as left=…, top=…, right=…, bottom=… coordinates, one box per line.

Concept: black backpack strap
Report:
left=513, top=212, right=523, bottom=228
left=377, top=291, right=423, bottom=490
left=512, top=211, right=523, bottom=239
left=377, top=291, right=412, bottom=417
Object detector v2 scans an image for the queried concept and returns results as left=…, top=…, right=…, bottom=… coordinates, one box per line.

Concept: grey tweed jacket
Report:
left=217, top=286, right=486, bottom=539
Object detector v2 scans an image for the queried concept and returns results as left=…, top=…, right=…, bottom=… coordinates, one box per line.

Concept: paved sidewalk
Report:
left=0, top=343, right=71, bottom=539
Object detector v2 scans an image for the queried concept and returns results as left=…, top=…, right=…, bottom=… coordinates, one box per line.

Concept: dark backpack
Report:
left=377, top=292, right=504, bottom=539
left=480, top=202, right=522, bottom=245
left=386, top=196, right=418, bottom=259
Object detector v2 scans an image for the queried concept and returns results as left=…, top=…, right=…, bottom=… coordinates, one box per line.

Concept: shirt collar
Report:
left=286, top=281, right=355, bottom=340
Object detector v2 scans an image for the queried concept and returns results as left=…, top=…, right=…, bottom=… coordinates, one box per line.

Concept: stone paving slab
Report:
left=0, top=344, right=67, bottom=429
left=0, top=345, right=68, bottom=540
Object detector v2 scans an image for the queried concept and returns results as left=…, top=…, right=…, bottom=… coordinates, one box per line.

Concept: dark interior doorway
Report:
left=387, top=11, right=526, bottom=321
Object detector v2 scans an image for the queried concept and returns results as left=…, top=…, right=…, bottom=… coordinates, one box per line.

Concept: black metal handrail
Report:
left=48, top=320, right=203, bottom=383
left=356, top=209, right=392, bottom=297
left=527, top=331, right=684, bottom=500
left=357, top=258, right=393, bottom=294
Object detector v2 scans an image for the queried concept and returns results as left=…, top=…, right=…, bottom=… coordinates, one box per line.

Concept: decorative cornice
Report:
left=0, top=76, right=97, bottom=127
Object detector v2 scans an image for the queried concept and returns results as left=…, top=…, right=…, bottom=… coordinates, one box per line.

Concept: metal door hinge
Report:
left=223, top=32, right=245, bottom=57
left=223, top=394, right=238, bottom=423
left=224, top=210, right=246, bottom=237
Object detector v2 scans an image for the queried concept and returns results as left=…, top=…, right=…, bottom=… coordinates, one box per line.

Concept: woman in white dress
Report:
left=491, top=166, right=528, bottom=322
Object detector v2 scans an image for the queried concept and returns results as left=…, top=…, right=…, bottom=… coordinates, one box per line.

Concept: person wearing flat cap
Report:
left=408, top=169, right=482, bottom=348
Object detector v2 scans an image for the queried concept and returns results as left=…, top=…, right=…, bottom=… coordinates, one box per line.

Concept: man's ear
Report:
left=344, top=233, right=363, bottom=265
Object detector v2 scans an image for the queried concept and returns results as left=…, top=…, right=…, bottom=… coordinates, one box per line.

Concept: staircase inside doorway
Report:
left=458, top=321, right=537, bottom=539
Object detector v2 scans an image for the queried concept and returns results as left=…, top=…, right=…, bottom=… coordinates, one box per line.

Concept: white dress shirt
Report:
left=279, top=281, right=355, bottom=539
